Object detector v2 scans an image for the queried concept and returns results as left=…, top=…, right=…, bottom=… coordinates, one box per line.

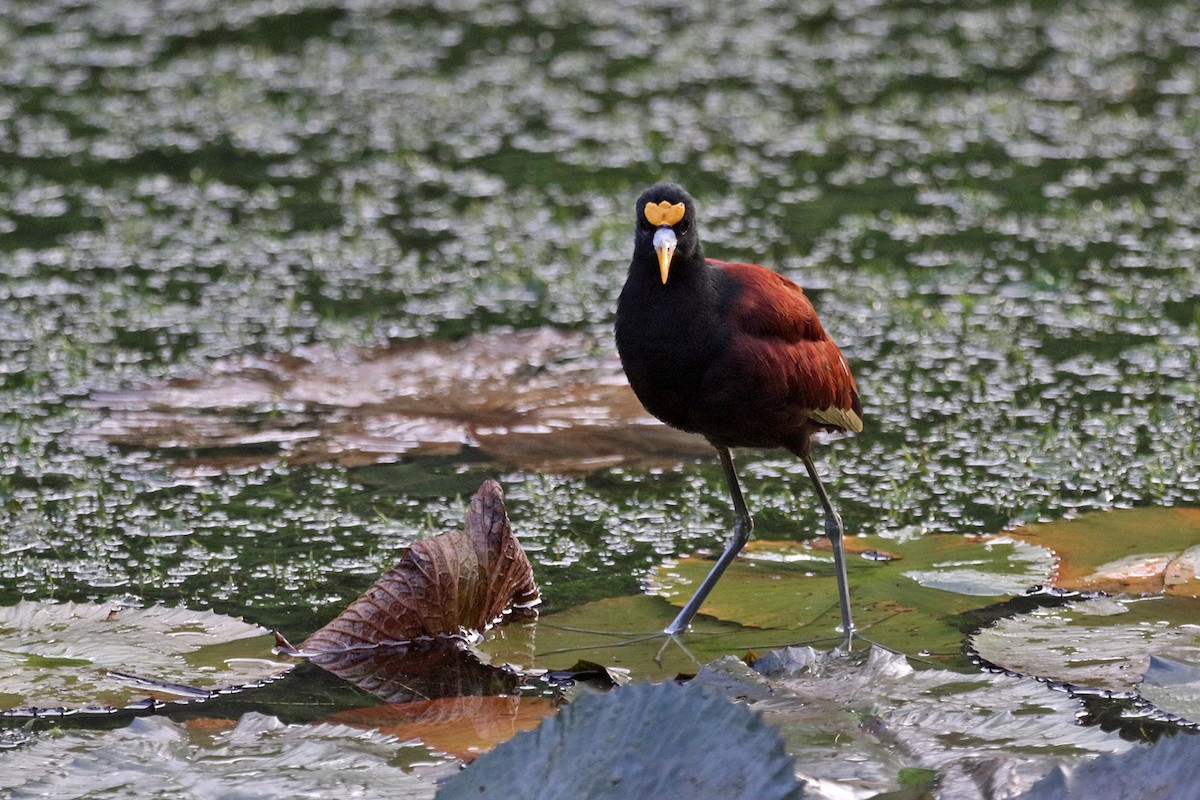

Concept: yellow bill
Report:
left=652, top=227, right=677, bottom=284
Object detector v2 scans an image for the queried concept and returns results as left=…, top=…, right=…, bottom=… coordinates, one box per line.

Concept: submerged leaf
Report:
left=301, top=480, right=539, bottom=652
left=0, top=602, right=294, bottom=716
left=437, top=682, right=804, bottom=800
left=89, top=328, right=709, bottom=474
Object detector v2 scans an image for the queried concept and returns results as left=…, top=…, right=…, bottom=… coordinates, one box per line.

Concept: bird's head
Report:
left=634, top=183, right=700, bottom=284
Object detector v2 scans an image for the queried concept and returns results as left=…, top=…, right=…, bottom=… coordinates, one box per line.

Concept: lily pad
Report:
left=697, top=647, right=1133, bottom=798
left=1019, top=732, right=1200, bottom=800
left=0, top=713, right=440, bottom=799
left=648, top=534, right=1054, bottom=659
left=970, top=596, right=1200, bottom=697
left=477, top=594, right=794, bottom=678
left=1008, top=508, right=1200, bottom=596
left=1139, top=656, right=1200, bottom=724
left=437, top=681, right=804, bottom=800
left=0, top=601, right=295, bottom=716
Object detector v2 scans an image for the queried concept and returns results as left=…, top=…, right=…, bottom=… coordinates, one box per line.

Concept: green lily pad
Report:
left=0, top=601, right=295, bottom=715
left=647, top=534, right=1054, bottom=659
left=1009, top=508, right=1200, bottom=596
left=477, top=594, right=797, bottom=679
left=970, top=596, right=1200, bottom=696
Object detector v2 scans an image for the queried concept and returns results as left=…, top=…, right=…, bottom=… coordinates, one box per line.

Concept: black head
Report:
left=633, top=182, right=703, bottom=284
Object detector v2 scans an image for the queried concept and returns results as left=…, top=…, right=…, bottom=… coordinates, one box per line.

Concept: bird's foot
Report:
left=655, top=630, right=700, bottom=667
left=832, top=630, right=906, bottom=658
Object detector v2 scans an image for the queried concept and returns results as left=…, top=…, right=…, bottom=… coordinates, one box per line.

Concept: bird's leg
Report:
left=801, top=452, right=854, bottom=651
left=663, top=446, right=753, bottom=637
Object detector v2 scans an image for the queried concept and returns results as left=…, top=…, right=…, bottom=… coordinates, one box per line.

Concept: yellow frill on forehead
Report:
left=644, top=200, right=686, bottom=227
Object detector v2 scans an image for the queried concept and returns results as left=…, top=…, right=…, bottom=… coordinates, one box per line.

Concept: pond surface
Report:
left=2, top=0, right=1200, bottom=784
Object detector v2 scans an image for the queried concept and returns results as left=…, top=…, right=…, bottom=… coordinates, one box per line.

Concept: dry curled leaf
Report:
left=301, top=480, right=538, bottom=653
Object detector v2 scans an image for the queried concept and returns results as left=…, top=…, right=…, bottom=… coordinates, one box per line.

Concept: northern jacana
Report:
left=615, top=182, right=863, bottom=649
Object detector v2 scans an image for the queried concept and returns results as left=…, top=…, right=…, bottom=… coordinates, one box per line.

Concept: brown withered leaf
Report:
left=301, top=480, right=539, bottom=652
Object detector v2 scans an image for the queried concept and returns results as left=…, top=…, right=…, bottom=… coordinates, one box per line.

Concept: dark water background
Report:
left=2, top=0, right=1198, bottom=706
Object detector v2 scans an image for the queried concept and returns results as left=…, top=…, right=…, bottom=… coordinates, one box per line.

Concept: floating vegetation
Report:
left=0, top=601, right=294, bottom=716
left=2, top=0, right=1200, bottom=789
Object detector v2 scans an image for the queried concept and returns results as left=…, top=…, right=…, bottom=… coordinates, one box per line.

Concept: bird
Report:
left=615, top=182, right=864, bottom=650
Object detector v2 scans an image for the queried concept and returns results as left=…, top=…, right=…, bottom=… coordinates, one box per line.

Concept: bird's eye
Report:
left=677, top=222, right=690, bottom=235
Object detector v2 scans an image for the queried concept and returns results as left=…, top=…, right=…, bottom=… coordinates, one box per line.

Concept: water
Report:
left=2, top=0, right=1200, bottom=780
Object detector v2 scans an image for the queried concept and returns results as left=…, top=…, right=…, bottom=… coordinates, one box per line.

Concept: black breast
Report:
left=615, top=267, right=733, bottom=434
